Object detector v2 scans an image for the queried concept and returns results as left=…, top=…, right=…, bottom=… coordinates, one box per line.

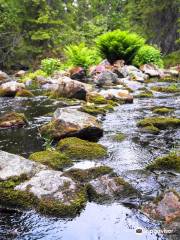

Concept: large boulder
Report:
left=45, top=76, right=91, bottom=100
left=0, top=112, right=28, bottom=128
left=120, top=65, right=148, bottom=82
left=99, top=89, right=133, bottom=103
left=40, top=108, right=103, bottom=141
left=0, top=70, right=9, bottom=84
left=0, top=151, right=46, bottom=181
left=0, top=81, right=25, bottom=97
left=140, top=64, right=163, bottom=77
left=94, top=70, right=119, bottom=87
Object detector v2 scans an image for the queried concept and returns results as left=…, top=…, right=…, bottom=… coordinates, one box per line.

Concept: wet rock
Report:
left=140, top=64, right=163, bottom=77
left=86, top=92, right=107, bottom=104
left=0, top=151, right=46, bottom=180
left=137, top=117, right=180, bottom=129
left=29, top=150, right=73, bottom=170
left=15, top=89, right=34, bottom=97
left=0, top=81, right=25, bottom=97
left=120, top=78, right=143, bottom=91
left=80, top=103, right=114, bottom=116
left=70, top=67, right=86, bottom=81
left=152, top=106, right=174, bottom=114
left=120, top=65, right=148, bottom=82
left=136, top=90, right=153, bottom=98
left=0, top=112, right=28, bottom=128
left=40, top=108, right=103, bottom=141
left=57, top=137, right=107, bottom=160
left=94, top=70, right=119, bottom=87
left=112, top=132, right=126, bottom=142
left=142, top=191, right=180, bottom=223
left=14, top=70, right=26, bottom=78
left=15, top=169, right=87, bottom=217
left=0, top=70, right=9, bottom=83
left=88, top=174, right=137, bottom=201
left=99, top=89, right=133, bottom=103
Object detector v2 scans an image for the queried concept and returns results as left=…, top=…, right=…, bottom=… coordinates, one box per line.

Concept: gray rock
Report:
left=94, top=70, right=119, bottom=86
left=121, top=65, right=148, bottom=82
left=140, top=64, right=163, bottom=77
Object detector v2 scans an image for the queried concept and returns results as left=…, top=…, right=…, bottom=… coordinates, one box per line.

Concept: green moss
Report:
left=136, top=90, right=153, bottom=98
left=151, top=84, right=179, bottom=93
left=0, top=112, right=28, bottom=127
left=158, top=76, right=179, bottom=83
left=57, top=137, right=107, bottom=160
left=15, top=89, right=34, bottom=97
left=137, top=117, right=180, bottom=129
left=80, top=103, right=114, bottom=116
left=142, top=125, right=160, bottom=134
left=87, top=93, right=107, bottom=104
left=40, top=120, right=61, bottom=140
left=112, top=132, right=126, bottom=142
left=152, top=106, right=174, bottom=114
left=115, top=177, right=138, bottom=196
left=38, top=189, right=87, bottom=217
left=20, top=70, right=48, bottom=83
left=64, top=166, right=113, bottom=182
left=146, top=151, right=180, bottom=172
left=29, top=150, right=73, bottom=170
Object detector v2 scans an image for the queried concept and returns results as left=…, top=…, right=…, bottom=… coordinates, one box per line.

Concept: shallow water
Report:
left=0, top=82, right=179, bottom=240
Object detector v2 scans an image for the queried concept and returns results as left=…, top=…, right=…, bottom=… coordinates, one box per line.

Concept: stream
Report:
left=0, top=80, right=179, bottom=240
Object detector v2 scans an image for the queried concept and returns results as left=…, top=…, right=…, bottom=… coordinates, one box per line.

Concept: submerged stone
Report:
left=112, top=132, right=126, bottom=142
left=0, top=112, right=28, bottom=128
left=146, top=152, right=180, bottom=172
left=40, top=108, right=103, bottom=141
left=29, top=150, right=73, bottom=170
left=142, top=125, right=160, bottom=134
left=57, top=137, right=107, bottom=160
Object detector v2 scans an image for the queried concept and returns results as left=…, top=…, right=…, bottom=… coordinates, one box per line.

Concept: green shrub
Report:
left=133, top=45, right=163, bottom=68
left=65, top=43, right=101, bottom=69
left=96, top=30, right=145, bottom=63
left=40, top=58, right=61, bottom=75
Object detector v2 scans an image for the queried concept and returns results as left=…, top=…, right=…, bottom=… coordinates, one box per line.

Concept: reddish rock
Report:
left=70, top=67, right=86, bottom=81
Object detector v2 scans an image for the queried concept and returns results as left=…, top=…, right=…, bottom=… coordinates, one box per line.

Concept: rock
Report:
left=99, top=89, right=133, bottom=103
left=112, top=60, right=125, bottom=77
left=15, top=89, right=34, bottom=97
left=120, top=78, right=143, bottom=91
left=163, top=69, right=179, bottom=77
left=0, top=81, right=25, bottom=97
left=0, top=112, right=28, bottom=128
left=14, top=70, right=26, bottom=78
left=137, top=117, right=180, bottom=129
left=94, top=70, right=119, bottom=86
left=80, top=103, right=114, bottom=116
left=0, top=151, right=46, bottom=180
left=70, top=67, right=86, bottom=81
left=88, top=174, right=137, bottom=201
left=121, top=65, right=148, bottom=82
left=40, top=108, right=103, bottom=141
left=29, top=150, right=73, bottom=170
left=15, top=169, right=87, bottom=217
left=140, top=64, right=163, bottom=77
left=57, top=137, right=107, bottom=160
left=142, top=191, right=180, bottom=223
left=86, top=92, right=107, bottom=104
left=0, top=70, right=9, bottom=83
left=53, top=76, right=91, bottom=100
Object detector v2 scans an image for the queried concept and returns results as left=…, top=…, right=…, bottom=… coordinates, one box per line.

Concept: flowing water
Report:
left=0, top=81, right=179, bottom=240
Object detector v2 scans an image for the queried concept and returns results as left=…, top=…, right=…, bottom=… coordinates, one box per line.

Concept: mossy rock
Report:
left=57, top=137, right=107, bottom=160
left=158, top=77, right=179, bottom=83
left=80, top=103, right=114, bottom=116
left=152, top=106, right=174, bottom=114
left=137, top=117, right=180, bottom=129
left=136, top=90, right=153, bottom=98
left=112, top=132, right=126, bottom=142
left=151, top=84, right=179, bottom=93
left=29, top=150, right=73, bottom=170
left=64, top=166, right=113, bottom=183
left=142, top=125, right=160, bottom=134
left=0, top=112, right=28, bottom=128
left=15, top=89, right=34, bottom=97
left=0, top=88, right=16, bottom=97
left=87, top=93, right=108, bottom=104
left=146, top=152, right=180, bottom=172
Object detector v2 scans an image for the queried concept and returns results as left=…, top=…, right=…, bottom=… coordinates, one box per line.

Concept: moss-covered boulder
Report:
left=0, top=112, right=28, bottom=128
left=136, top=90, right=153, bottom=98
left=80, top=103, right=114, bottom=116
left=152, top=106, right=174, bottom=114
left=40, top=108, right=103, bottom=141
left=64, top=166, right=113, bottom=182
left=151, top=84, right=179, bottom=93
left=29, top=150, right=73, bottom=170
left=86, top=92, right=107, bottom=104
left=146, top=152, right=180, bottom=172
left=112, top=132, right=126, bottom=142
left=142, top=125, right=160, bottom=134
left=57, top=137, right=107, bottom=160
left=137, top=117, right=180, bottom=129
left=15, top=89, right=34, bottom=97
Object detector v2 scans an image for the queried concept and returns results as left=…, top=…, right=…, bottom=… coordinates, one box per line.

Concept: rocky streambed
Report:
left=0, top=64, right=180, bottom=240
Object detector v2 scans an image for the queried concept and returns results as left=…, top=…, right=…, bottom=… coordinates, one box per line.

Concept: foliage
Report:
left=96, top=30, right=145, bottom=64
left=65, top=43, right=101, bottom=70
left=40, top=58, right=61, bottom=75
left=163, top=50, right=180, bottom=67
left=133, top=45, right=164, bottom=68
